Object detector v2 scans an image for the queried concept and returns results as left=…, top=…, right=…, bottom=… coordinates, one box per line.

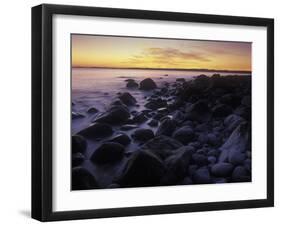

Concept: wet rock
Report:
left=192, top=167, right=211, bottom=184
left=120, top=124, right=138, bottom=131
left=139, top=78, right=157, bottom=90
left=207, top=133, right=220, bottom=146
left=232, top=166, right=251, bottom=182
left=162, top=146, right=194, bottom=184
left=72, top=112, right=84, bottom=119
left=218, top=122, right=250, bottom=163
left=212, top=104, right=232, bottom=117
left=72, top=152, right=85, bottom=167
left=207, top=149, right=220, bottom=157
left=176, top=78, right=186, bottom=82
left=91, top=142, right=125, bottom=164
left=192, top=154, right=208, bottom=166
left=157, top=107, right=169, bottom=114
left=145, top=98, right=167, bottom=110
left=78, top=123, right=113, bottom=139
left=132, top=112, right=148, bottom=124
left=211, top=163, right=234, bottom=177
left=109, top=134, right=131, bottom=146
left=148, top=119, right=158, bottom=127
left=132, top=129, right=154, bottom=142
left=172, top=126, right=195, bottom=145
left=95, top=105, right=130, bottom=124
left=207, top=156, right=217, bottom=164
left=126, top=80, right=138, bottom=88
left=156, top=118, right=177, bottom=136
left=229, top=152, right=246, bottom=166
left=87, top=107, right=99, bottom=114
left=72, top=135, right=87, bottom=153
left=141, top=135, right=183, bottom=159
left=172, top=110, right=186, bottom=123
left=118, top=92, right=137, bottom=106
left=72, top=167, right=99, bottom=190
left=116, top=150, right=165, bottom=187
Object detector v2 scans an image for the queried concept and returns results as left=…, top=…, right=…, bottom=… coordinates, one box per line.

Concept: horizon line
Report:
left=71, top=66, right=252, bottom=74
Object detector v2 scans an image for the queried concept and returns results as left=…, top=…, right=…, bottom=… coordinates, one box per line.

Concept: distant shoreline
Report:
left=72, top=66, right=251, bottom=74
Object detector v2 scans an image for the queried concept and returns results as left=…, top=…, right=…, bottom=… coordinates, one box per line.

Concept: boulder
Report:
left=148, top=119, right=158, bottom=127
left=72, top=135, right=87, bottom=153
left=72, top=167, right=99, bottom=190
left=156, top=118, right=177, bottom=136
left=108, top=134, right=131, bottom=146
left=132, top=112, right=148, bottom=124
left=141, top=135, right=183, bottom=159
left=172, top=110, right=186, bottom=124
left=116, top=150, right=165, bottom=187
left=218, top=122, right=250, bottom=163
left=118, top=92, right=137, bottom=106
left=192, top=167, right=211, bottom=184
left=185, top=100, right=212, bottom=122
left=120, top=124, right=138, bottom=131
left=78, top=123, right=113, bottom=139
left=94, top=105, right=130, bottom=124
left=132, top=129, right=154, bottom=142
left=139, top=78, right=157, bottom=90
left=145, top=98, right=167, bottom=110
left=224, top=114, right=244, bottom=133
left=126, top=80, right=138, bottom=88
left=172, top=126, right=195, bottom=145
left=192, top=153, right=208, bottom=166
left=90, top=142, right=125, bottom=164
left=211, top=163, right=234, bottom=177
left=72, top=112, right=84, bottom=119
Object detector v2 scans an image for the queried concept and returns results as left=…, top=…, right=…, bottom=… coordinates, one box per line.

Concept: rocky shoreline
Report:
left=72, top=74, right=251, bottom=190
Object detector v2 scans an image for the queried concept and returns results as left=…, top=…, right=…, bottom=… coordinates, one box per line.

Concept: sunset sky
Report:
left=72, top=34, right=251, bottom=71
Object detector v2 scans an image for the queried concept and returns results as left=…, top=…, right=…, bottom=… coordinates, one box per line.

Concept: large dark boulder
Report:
left=139, top=78, right=157, bottom=90
left=156, top=118, right=177, bottom=136
left=141, top=135, right=183, bottom=159
left=118, top=92, right=137, bottom=106
left=72, top=167, right=99, bottom=190
left=211, top=163, right=234, bottom=177
left=172, top=126, right=195, bottom=145
left=78, top=123, right=113, bottom=139
left=162, top=146, right=194, bottom=185
left=116, top=150, right=165, bottom=187
left=87, top=107, right=99, bottom=114
left=132, top=112, right=148, bottom=124
left=72, top=135, right=87, bottom=153
left=145, top=98, right=167, bottom=110
left=94, top=105, right=130, bottom=124
left=132, top=129, right=154, bottom=142
left=212, top=104, right=232, bottom=118
left=108, top=134, right=131, bottom=146
left=90, top=142, right=125, bottom=164
left=191, top=153, right=208, bottom=166
left=192, top=167, right=211, bottom=184
left=126, top=80, right=138, bottom=89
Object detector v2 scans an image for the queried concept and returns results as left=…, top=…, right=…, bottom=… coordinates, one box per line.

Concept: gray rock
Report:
left=145, top=98, right=167, bottom=110
left=132, top=112, right=148, bottom=124
left=172, top=126, right=195, bottom=145
left=91, top=142, right=125, bottom=164
left=185, top=100, right=212, bottom=123
left=148, top=119, right=158, bottom=127
left=211, top=163, right=234, bottom=177
left=78, top=123, right=113, bottom=139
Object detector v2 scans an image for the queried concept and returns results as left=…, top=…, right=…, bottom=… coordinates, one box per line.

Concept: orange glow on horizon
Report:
left=72, top=35, right=251, bottom=71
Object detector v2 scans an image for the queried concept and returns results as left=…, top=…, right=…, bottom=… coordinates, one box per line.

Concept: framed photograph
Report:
left=32, top=4, right=274, bottom=221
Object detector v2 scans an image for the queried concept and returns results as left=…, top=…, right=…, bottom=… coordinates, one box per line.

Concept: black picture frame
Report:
left=32, top=3, right=274, bottom=222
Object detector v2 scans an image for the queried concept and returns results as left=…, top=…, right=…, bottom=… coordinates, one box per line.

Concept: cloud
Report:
left=125, top=47, right=210, bottom=67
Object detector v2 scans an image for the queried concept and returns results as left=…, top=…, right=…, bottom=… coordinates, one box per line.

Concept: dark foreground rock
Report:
left=116, top=150, right=165, bottom=187
left=132, top=129, right=154, bottom=142
left=72, top=135, right=87, bottom=153
left=94, top=105, right=130, bottom=124
left=91, top=142, right=125, bottom=164
left=118, top=92, right=137, bottom=106
left=108, top=134, right=131, bottom=146
left=72, top=167, right=99, bottom=190
left=78, top=123, right=113, bottom=139
left=211, top=163, right=234, bottom=177
left=172, top=126, right=195, bottom=145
